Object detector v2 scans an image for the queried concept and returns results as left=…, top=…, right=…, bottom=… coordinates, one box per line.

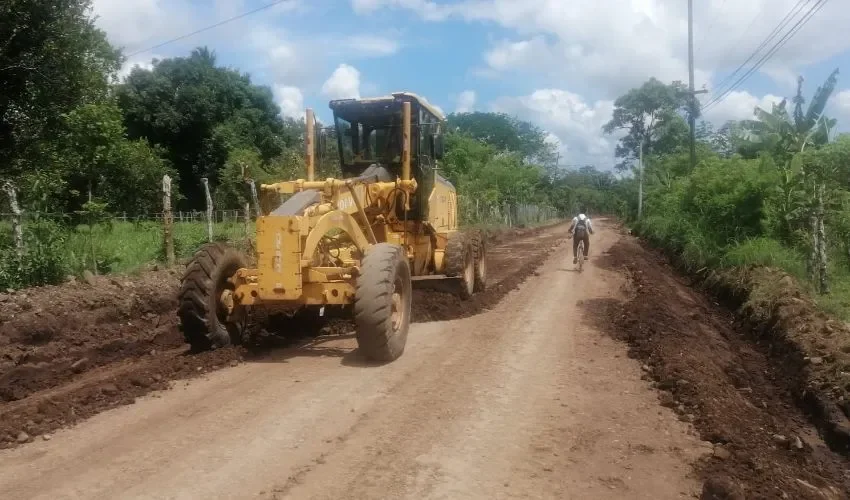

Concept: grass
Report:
left=0, top=220, right=253, bottom=278
left=67, top=220, right=253, bottom=275
left=1, top=212, right=545, bottom=287
left=632, top=215, right=850, bottom=322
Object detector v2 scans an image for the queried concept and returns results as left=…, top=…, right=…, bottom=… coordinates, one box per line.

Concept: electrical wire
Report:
left=705, top=0, right=810, bottom=104
left=125, top=0, right=294, bottom=58
left=703, top=0, right=828, bottom=112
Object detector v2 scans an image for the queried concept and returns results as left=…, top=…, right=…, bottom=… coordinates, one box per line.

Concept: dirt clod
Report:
left=16, top=431, right=29, bottom=443
left=70, top=358, right=89, bottom=374
left=701, top=477, right=745, bottom=500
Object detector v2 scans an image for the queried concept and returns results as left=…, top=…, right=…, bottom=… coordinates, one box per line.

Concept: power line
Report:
left=706, top=0, right=810, bottom=102
left=125, top=0, right=294, bottom=58
left=703, top=0, right=828, bottom=112
left=704, top=0, right=828, bottom=111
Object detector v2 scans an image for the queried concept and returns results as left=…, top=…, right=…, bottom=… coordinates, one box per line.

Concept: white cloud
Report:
left=273, top=85, right=305, bottom=118
left=492, top=89, right=617, bottom=169
left=322, top=64, right=362, bottom=100
left=117, top=53, right=163, bottom=80
left=346, top=35, right=401, bottom=57
left=455, top=90, right=477, bottom=113
left=353, top=0, right=850, bottom=98
left=831, top=90, right=850, bottom=130
left=700, top=91, right=784, bottom=126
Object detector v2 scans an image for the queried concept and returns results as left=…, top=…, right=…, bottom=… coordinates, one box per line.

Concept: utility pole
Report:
left=638, top=141, right=643, bottom=219
left=687, top=0, right=708, bottom=171
left=688, top=0, right=696, bottom=171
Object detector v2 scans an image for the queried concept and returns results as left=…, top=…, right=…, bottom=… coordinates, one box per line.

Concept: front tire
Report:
left=445, top=232, right=474, bottom=299
left=177, top=243, right=247, bottom=351
left=472, top=231, right=487, bottom=292
left=354, top=243, right=412, bottom=363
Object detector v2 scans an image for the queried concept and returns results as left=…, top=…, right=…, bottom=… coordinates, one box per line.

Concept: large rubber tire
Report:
left=354, top=243, right=412, bottom=362
left=445, top=231, right=474, bottom=299
left=178, top=243, right=248, bottom=351
left=472, top=231, right=487, bottom=292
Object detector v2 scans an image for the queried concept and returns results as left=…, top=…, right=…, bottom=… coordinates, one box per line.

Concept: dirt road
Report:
left=0, top=219, right=712, bottom=499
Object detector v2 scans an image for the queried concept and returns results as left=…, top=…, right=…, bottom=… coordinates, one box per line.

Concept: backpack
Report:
left=575, top=214, right=587, bottom=229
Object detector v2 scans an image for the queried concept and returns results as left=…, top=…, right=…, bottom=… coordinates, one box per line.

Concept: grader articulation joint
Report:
left=177, top=92, right=487, bottom=362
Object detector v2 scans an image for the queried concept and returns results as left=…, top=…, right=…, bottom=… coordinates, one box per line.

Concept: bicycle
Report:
left=576, top=239, right=585, bottom=272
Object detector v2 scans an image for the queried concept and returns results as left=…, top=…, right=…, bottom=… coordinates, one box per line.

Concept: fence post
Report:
left=201, top=177, right=213, bottom=242
left=2, top=181, right=23, bottom=256
left=162, top=174, right=175, bottom=267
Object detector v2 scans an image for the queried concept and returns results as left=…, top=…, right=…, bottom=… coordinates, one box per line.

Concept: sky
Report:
left=93, top=0, right=850, bottom=170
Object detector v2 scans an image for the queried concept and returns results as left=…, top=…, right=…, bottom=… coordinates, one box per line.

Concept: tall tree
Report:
left=115, top=48, right=290, bottom=209
left=602, top=78, right=691, bottom=172
left=0, top=0, right=121, bottom=179
left=447, top=112, right=557, bottom=168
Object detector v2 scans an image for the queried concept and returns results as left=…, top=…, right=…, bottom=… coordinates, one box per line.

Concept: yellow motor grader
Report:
left=177, top=92, right=487, bottom=362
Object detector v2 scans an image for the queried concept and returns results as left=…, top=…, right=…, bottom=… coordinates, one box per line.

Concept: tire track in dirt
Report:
left=0, top=223, right=568, bottom=448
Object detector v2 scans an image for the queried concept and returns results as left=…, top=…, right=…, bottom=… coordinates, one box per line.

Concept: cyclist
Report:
left=568, top=208, right=593, bottom=264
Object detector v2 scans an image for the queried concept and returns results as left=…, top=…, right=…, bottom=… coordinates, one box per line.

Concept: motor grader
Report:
left=177, top=92, right=487, bottom=362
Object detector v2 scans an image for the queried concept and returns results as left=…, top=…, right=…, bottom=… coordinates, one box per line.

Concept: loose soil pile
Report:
left=0, top=223, right=567, bottom=448
left=588, top=227, right=850, bottom=499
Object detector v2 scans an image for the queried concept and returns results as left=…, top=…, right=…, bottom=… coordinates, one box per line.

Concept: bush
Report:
left=721, top=237, right=806, bottom=279
left=0, top=220, right=67, bottom=289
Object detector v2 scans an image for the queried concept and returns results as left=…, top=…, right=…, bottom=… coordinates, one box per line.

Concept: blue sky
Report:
left=95, top=0, right=850, bottom=170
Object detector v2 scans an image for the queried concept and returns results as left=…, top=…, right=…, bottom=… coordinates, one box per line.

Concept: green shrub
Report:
left=0, top=220, right=67, bottom=289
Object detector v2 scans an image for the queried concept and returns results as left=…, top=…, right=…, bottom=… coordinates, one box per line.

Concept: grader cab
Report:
left=177, top=92, right=487, bottom=362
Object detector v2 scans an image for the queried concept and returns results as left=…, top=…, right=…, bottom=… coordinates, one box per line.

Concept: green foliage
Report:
left=446, top=112, right=557, bottom=168
left=721, top=238, right=807, bottom=280
left=0, top=220, right=67, bottom=290
left=602, top=78, right=691, bottom=171
left=0, top=0, right=122, bottom=180
left=115, top=47, right=291, bottom=209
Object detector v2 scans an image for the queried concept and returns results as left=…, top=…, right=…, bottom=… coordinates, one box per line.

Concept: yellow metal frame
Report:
left=230, top=96, right=454, bottom=314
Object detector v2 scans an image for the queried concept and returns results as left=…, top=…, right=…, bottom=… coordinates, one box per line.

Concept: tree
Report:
left=739, top=69, right=839, bottom=160
left=740, top=69, right=840, bottom=275
left=115, top=48, right=289, bottom=209
left=446, top=112, right=558, bottom=168
left=0, top=0, right=122, bottom=180
left=56, top=101, right=174, bottom=217
left=602, top=78, right=691, bottom=172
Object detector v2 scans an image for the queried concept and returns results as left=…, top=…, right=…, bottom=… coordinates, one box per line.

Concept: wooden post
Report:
left=2, top=181, right=23, bottom=256
left=201, top=178, right=213, bottom=242
left=306, top=108, right=315, bottom=181
left=248, top=179, right=260, bottom=215
left=162, top=174, right=175, bottom=266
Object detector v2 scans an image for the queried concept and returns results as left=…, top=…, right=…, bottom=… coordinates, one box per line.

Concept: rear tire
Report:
left=178, top=243, right=247, bottom=351
left=354, top=243, right=412, bottom=363
left=577, top=241, right=585, bottom=272
left=445, top=231, right=474, bottom=299
left=472, top=231, right=487, bottom=292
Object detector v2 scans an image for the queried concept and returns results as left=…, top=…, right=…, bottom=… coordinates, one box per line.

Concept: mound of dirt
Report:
left=588, top=230, right=850, bottom=499
left=708, top=266, right=850, bottom=455
left=0, top=270, right=183, bottom=403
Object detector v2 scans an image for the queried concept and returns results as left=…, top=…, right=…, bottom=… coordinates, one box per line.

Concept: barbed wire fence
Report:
left=1, top=176, right=562, bottom=277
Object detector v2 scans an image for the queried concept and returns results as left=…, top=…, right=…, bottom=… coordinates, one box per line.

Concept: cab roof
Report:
left=328, top=92, right=445, bottom=121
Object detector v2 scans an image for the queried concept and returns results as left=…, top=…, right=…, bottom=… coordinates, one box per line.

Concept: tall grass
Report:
left=63, top=221, right=252, bottom=275
left=633, top=214, right=850, bottom=321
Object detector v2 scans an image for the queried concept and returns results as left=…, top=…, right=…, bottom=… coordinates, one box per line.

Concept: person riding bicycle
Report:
left=568, top=208, right=593, bottom=264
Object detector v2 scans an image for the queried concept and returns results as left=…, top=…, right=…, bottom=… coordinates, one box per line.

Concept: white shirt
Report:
left=571, top=214, right=592, bottom=235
